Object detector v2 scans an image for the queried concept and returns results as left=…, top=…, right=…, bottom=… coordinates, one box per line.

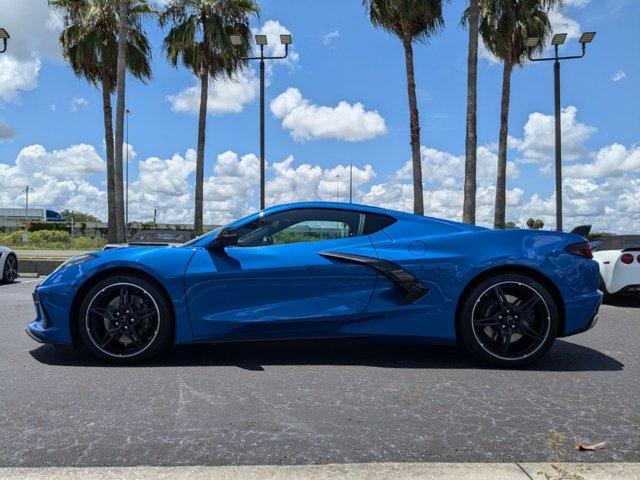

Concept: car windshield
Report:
left=180, top=209, right=282, bottom=248
left=181, top=227, right=223, bottom=247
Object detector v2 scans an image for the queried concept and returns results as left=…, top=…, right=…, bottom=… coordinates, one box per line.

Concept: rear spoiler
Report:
left=621, top=247, right=640, bottom=252
left=570, top=225, right=592, bottom=238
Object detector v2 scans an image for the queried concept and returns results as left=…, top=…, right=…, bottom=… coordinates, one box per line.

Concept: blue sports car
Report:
left=27, top=202, right=602, bottom=366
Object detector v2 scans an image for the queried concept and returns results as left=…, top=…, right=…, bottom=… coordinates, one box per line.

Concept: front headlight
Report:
left=58, top=253, right=99, bottom=270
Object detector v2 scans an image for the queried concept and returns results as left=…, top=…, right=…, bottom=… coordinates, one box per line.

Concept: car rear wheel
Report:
left=459, top=273, right=559, bottom=367
left=78, top=275, right=172, bottom=364
left=2, top=254, right=18, bottom=283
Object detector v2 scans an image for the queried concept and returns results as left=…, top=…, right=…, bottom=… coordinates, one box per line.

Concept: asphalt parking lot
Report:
left=1, top=279, right=639, bottom=467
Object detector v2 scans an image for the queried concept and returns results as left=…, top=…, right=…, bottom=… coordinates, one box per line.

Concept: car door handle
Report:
left=318, top=251, right=428, bottom=305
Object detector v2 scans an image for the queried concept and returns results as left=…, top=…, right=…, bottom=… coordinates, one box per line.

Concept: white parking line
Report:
left=0, top=463, right=638, bottom=480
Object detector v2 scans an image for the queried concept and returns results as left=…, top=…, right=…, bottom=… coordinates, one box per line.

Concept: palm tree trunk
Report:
left=401, top=37, right=424, bottom=216
left=463, top=0, right=479, bottom=225
left=494, top=59, right=513, bottom=229
left=101, top=76, right=117, bottom=244
left=113, top=0, right=128, bottom=243
left=194, top=68, right=208, bottom=236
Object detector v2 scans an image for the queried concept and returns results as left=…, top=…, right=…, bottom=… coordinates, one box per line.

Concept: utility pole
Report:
left=349, top=164, right=353, bottom=203
left=153, top=208, right=157, bottom=227
left=23, top=186, right=31, bottom=223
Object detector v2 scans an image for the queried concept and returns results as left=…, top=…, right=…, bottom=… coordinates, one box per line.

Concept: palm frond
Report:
left=365, top=0, right=447, bottom=43
left=161, top=0, right=259, bottom=77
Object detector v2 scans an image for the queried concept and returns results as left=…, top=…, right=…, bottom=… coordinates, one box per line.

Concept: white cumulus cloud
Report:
left=509, top=106, right=596, bottom=163
left=253, top=20, right=299, bottom=66
left=0, top=1, right=62, bottom=102
left=270, top=88, right=388, bottom=142
left=612, top=70, right=626, bottom=82
left=166, top=69, right=258, bottom=115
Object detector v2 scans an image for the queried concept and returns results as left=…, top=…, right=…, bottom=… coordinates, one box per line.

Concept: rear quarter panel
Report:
left=357, top=220, right=599, bottom=342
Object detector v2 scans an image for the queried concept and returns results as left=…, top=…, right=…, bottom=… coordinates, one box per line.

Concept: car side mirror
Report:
left=208, top=230, right=238, bottom=250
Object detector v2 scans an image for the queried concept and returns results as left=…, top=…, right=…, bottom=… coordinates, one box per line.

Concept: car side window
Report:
left=235, top=209, right=365, bottom=247
left=363, top=213, right=397, bottom=235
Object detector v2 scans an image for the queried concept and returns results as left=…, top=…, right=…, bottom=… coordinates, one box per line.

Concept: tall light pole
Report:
left=23, top=186, right=32, bottom=223
left=526, top=32, right=596, bottom=232
left=0, top=28, right=9, bottom=53
left=349, top=164, right=353, bottom=203
left=125, top=108, right=133, bottom=239
left=230, top=33, right=292, bottom=211
left=336, top=174, right=340, bottom=202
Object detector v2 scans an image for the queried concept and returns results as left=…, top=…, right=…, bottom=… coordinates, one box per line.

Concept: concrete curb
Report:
left=0, top=463, right=638, bottom=480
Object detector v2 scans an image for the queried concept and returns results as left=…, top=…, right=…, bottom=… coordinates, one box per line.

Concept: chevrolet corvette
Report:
left=27, top=202, right=602, bottom=366
left=0, top=245, right=18, bottom=283
left=592, top=235, right=640, bottom=296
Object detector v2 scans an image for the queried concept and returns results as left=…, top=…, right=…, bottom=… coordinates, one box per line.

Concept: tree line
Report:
left=49, top=0, right=560, bottom=242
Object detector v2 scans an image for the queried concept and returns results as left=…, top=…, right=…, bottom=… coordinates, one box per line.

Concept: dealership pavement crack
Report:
left=1, top=280, right=639, bottom=467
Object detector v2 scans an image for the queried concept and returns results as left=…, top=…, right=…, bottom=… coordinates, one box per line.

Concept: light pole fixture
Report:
left=231, top=32, right=292, bottom=211
left=125, top=108, right=133, bottom=239
left=526, top=31, right=596, bottom=232
left=0, top=28, right=9, bottom=53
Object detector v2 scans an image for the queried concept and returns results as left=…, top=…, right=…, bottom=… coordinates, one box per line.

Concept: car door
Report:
left=184, top=208, right=379, bottom=339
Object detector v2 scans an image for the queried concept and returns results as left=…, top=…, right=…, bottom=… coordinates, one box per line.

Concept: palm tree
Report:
left=364, top=0, right=446, bottom=216
left=51, top=0, right=153, bottom=243
left=159, top=0, right=259, bottom=235
left=462, top=0, right=479, bottom=225
left=114, top=0, right=129, bottom=243
left=477, top=0, right=555, bottom=228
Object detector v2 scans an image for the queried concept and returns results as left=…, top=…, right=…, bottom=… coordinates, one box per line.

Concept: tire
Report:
left=2, top=254, right=18, bottom=283
left=459, top=273, right=559, bottom=367
left=599, top=276, right=612, bottom=304
left=78, top=274, right=172, bottom=364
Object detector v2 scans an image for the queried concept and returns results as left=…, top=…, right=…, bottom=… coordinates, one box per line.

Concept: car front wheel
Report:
left=459, top=273, right=559, bottom=367
left=78, top=274, right=172, bottom=364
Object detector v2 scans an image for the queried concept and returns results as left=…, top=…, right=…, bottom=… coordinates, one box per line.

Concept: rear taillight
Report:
left=621, top=253, right=634, bottom=265
left=566, top=242, right=593, bottom=259
left=637, top=255, right=640, bottom=263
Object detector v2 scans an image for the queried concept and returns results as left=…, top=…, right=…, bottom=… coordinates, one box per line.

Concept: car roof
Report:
left=279, top=201, right=391, bottom=216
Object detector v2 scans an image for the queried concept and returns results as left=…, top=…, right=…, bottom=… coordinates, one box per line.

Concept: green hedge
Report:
left=0, top=229, right=106, bottom=250
left=28, top=221, right=71, bottom=233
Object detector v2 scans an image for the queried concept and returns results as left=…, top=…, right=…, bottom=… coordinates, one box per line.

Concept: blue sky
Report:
left=0, top=0, right=639, bottom=231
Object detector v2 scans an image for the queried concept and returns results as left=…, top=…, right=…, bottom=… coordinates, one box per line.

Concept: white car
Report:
left=592, top=235, right=640, bottom=295
left=0, top=246, right=18, bottom=283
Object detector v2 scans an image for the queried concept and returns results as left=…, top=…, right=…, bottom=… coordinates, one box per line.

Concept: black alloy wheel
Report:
left=3, top=254, right=18, bottom=283
left=460, top=273, right=559, bottom=366
left=79, top=275, right=172, bottom=363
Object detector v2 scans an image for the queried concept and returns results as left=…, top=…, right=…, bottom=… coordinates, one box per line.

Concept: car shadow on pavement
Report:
left=604, top=295, right=640, bottom=308
left=30, top=338, right=623, bottom=372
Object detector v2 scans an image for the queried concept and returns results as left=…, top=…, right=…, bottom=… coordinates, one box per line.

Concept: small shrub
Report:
left=72, top=236, right=106, bottom=250
left=30, top=230, right=70, bottom=246
left=0, top=230, right=28, bottom=245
